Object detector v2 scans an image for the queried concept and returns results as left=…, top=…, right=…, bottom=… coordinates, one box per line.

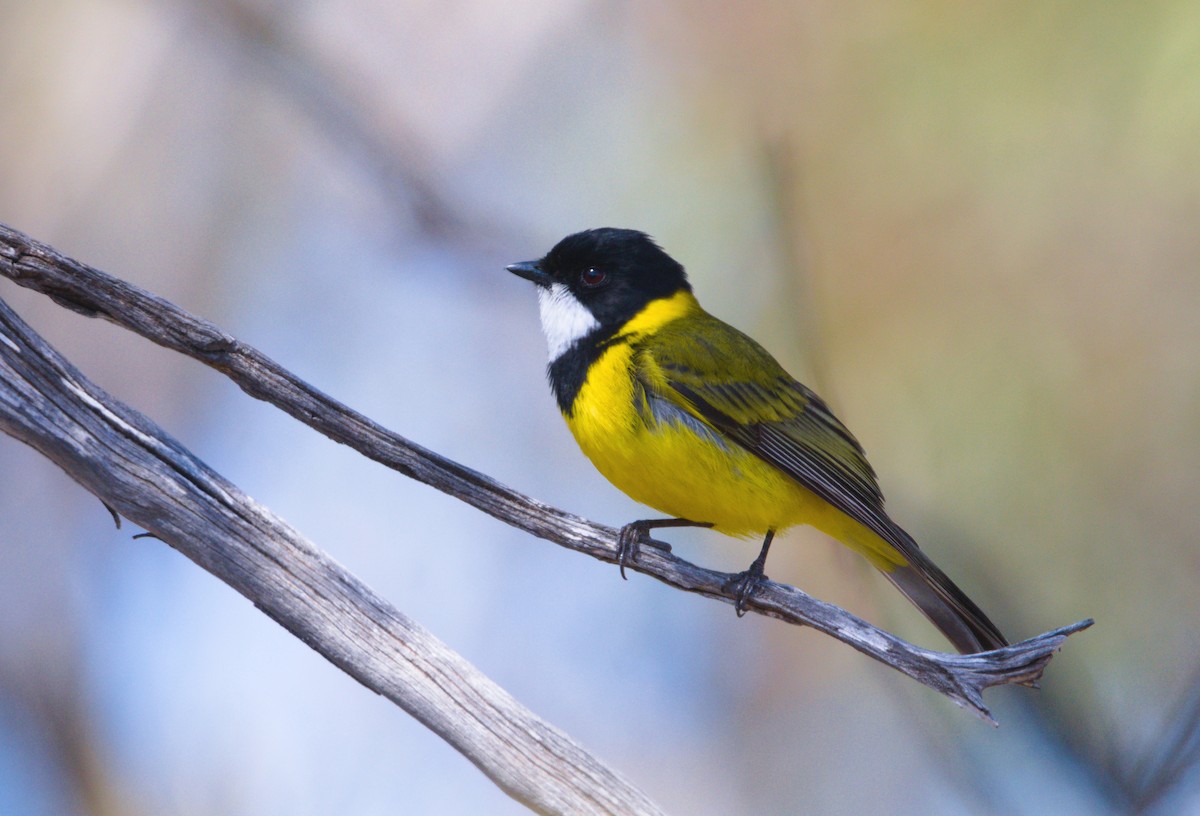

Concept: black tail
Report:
left=879, top=532, right=1008, bottom=654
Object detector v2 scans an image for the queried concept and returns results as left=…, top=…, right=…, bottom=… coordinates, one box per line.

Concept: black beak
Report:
left=506, top=260, right=551, bottom=285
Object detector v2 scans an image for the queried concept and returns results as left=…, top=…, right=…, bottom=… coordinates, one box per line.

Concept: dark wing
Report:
left=633, top=312, right=1009, bottom=653
left=633, top=313, right=901, bottom=553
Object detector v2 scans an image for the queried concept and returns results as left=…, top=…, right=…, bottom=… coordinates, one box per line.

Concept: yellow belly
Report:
left=566, top=340, right=826, bottom=537
left=560, top=291, right=907, bottom=571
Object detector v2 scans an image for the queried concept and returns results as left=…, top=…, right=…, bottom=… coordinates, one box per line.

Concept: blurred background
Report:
left=1, top=1, right=1197, bottom=813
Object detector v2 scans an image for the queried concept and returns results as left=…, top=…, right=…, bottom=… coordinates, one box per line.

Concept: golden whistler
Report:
left=509, top=228, right=1007, bottom=654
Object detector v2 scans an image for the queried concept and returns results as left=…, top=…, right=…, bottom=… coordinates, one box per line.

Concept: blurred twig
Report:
left=0, top=661, right=135, bottom=816
left=0, top=221, right=1089, bottom=725
left=194, top=0, right=487, bottom=242
left=1126, top=661, right=1200, bottom=812
left=904, top=580, right=1200, bottom=814
left=759, top=133, right=836, bottom=396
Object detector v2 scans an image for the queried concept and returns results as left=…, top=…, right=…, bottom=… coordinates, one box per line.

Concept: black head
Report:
left=507, top=228, right=690, bottom=329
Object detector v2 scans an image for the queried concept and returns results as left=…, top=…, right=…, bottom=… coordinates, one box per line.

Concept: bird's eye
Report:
left=580, top=267, right=607, bottom=288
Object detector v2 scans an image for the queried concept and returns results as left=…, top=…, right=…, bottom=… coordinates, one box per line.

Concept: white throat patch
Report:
left=536, top=283, right=600, bottom=361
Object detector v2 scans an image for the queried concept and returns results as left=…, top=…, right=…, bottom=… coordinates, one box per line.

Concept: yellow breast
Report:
left=562, top=292, right=829, bottom=538
left=561, top=292, right=907, bottom=572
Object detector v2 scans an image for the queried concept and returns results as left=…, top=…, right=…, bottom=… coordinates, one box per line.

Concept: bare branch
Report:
left=0, top=221, right=1090, bottom=725
left=0, top=272, right=663, bottom=815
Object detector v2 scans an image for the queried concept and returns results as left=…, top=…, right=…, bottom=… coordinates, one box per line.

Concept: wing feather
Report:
left=630, top=311, right=1009, bottom=652
left=634, top=313, right=911, bottom=556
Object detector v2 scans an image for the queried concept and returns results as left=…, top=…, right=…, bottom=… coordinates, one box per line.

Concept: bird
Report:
left=507, top=228, right=1008, bottom=654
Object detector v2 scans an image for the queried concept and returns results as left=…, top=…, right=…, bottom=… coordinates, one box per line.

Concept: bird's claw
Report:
left=722, top=566, right=768, bottom=617
left=100, top=500, right=121, bottom=529
left=616, top=522, right=672, bottom=579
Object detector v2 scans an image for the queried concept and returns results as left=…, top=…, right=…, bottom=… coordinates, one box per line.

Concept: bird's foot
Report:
left=616, top=518, right=712, bottom=579
left=616, top=521, right=672, bottom=580
left=722, top=564, right=768, bottom=617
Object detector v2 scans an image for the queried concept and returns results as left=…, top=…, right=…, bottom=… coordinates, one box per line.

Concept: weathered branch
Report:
left=0, top=270, right=662, bottom=815
left=0, top=221, right=1091, bottom=725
